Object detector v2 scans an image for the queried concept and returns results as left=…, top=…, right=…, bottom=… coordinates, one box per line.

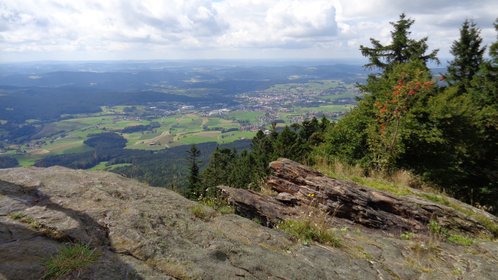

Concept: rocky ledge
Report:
left=222, top=158, right=498, bottom=237
left=1, top=164, right=497, bottom=279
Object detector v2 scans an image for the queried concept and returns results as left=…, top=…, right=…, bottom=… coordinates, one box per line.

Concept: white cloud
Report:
left=210, top=0, right=338, bottom=48
left=335, top=0, right=498, bottom=59
left=0, top=0, right=496, bottom=61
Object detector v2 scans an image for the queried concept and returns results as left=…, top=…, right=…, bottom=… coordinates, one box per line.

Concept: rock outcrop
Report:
left=1, top=165, right=498, bottom=279
left=222, top=158, right=498, bottom=237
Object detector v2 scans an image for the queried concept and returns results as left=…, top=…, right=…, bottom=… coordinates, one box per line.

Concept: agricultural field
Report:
left=226, top=111, right=264, bottom=123
left=294, top=104, right=354, bottom=114
left=123, top=113, right=260, bottom=149
left=21, top=115, right=150, bottom=156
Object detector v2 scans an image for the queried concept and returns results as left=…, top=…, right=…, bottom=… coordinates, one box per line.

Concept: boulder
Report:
left=275, top=192, right=298, bottom=205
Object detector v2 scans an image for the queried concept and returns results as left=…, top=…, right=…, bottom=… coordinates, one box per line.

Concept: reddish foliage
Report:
left=374, top=77, right=435, bottom=135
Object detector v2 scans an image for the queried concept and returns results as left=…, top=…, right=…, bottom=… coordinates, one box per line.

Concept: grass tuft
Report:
left=190, top=204, right=216, bottom=221
left=8, top=211, right=26, bottom=221
left=447, top=234, right=473, bottom=246
left=420, top=193, right=451, bottom=206
left=400, top=231, right=415, bottom=240
left=8, top=211, right=41, bottom=229
left=200, top=197, right=234, bottom=215
left=277, top=218, right=341, bottom=247
left=43, top=243, right=100, bottom=279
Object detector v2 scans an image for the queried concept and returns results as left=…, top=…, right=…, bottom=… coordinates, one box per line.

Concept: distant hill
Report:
left=0, top=62, right=367, bottom=123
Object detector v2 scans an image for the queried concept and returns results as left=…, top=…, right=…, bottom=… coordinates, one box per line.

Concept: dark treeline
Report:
left=193, top=15, right=498, bottom=214
left=0, top=87, right=207, bottom=124
left=120, top=122, right=161, bottom=133
left=0, top=156, right=18, bottom=168
left=0, top=123, right=39, bottom=144
left=187, top=117, right=331, bottom=199
left=110, top=139, right=250, bottom=190
left=34, top=131, right=251, bottom=190
left=35, top=132, right=141, bottom=169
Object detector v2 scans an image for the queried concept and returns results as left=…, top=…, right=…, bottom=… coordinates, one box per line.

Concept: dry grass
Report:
left=200, top=197, right=234, bottom=215
left=146, top=258, right=191, bottom=280
left=313, top=158, right=498, bottom=238
left=259, top=184, right=277, bottom=197
left=277, top=207, right=342, bottom=247
left=314, top=158, right=435, bottom=197
left=190, top=204, right=216, bottom=222
left=325, top=160, right=365, bottom=179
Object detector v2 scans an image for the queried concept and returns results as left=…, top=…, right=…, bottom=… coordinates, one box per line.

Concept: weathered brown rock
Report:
left=220, top=188, right=300, bottom=227
left=223, top=158, right=498, bottom=237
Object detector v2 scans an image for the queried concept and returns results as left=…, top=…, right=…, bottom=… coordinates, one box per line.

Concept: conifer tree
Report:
left=462, top=19, right=498, bottom=209
left=250, top=130, right=273, bottom=178
left=360, top=13, right=439, bottom=71
left=447, top=19, right=486, bottom=93
left=228, top=150, right=258, bottom=189
left=273, top=126, right=297, bottom=160
left=201, top=147, right=236, bottom=191
left=490, top=19, right=498, bottom=63
left=186, top=144, right=202, bottom=199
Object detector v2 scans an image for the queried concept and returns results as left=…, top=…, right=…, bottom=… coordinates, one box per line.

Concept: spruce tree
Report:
left=251, top=130, right=273, bottom=178
left=228, top=151, right=258, bottom=189
left=447, top=19, right=486, bottom=93
left=274, top=126, right=307, bottom=161
left=201, top=147, right=236, bottom=191
left=360, top=13, right=439, bottom=71
left=463, top=19, right=498, bottom=210
left=186, top=144, right=202, bottom=199
left=490, top=19, right=498, bottom=64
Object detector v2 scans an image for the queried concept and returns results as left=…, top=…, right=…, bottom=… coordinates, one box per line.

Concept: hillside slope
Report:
left=0, top=165, right=497, bottom=279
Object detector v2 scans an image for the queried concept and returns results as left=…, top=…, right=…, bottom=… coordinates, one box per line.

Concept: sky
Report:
left=1, top=0, right=497, bottom=62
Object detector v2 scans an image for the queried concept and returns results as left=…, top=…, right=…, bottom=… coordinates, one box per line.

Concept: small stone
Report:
left=275, top=192, right=298, bottom=204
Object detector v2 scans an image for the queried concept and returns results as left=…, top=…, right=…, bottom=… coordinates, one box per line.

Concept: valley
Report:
left=0, top=61, right=364, bottom=172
